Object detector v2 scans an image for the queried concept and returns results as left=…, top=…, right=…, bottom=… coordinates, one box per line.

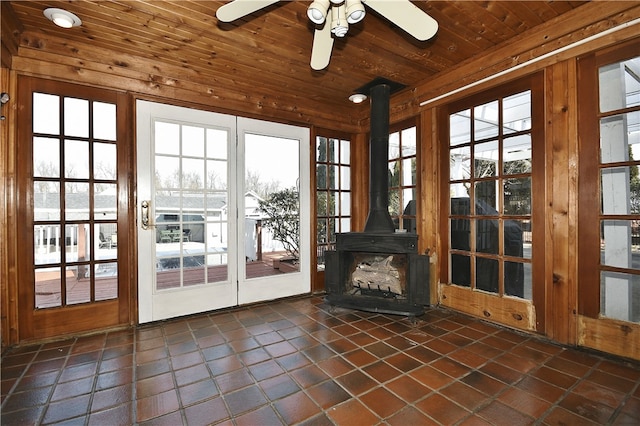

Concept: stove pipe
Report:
left=363, top=84, right=395, bottom=233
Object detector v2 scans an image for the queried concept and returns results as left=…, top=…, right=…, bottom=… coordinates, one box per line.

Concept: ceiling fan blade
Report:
left=364, top=0, right=438, bottom=41
left=310, top=9, right=335, bottom=70
left=216, top=0, right=280, bottom=22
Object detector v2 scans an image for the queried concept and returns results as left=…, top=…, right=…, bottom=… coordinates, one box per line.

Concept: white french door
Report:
left=136, top=101, right=309, bottom=322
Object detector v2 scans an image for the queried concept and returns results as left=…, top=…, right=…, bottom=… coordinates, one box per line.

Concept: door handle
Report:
left=141, top=200, right=151, bottom=230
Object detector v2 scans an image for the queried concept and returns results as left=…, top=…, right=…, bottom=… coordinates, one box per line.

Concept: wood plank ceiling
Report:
left=5, top=1, right=589, bottom=129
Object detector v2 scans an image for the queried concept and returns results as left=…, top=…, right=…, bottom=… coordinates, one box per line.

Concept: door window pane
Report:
left=33, top=93, right=59, bottom=134
left=34, top=137, right=60, bottom=177
left=93, top=102, right=116, bottom=140
left=64, top=98, right=89, bottom=137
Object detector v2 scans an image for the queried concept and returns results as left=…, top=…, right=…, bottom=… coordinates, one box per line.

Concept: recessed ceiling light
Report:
left=43, top=8, right=82, bottom=28
left=349, top=93, right=367, bottom=104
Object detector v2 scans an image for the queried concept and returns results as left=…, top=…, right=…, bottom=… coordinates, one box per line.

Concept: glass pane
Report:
left=317, top=218, right=328, bottom=244
left=340, top=166, right=350, bottom=190
left=207, top=159, right=226, bottom=190
left=34, top=93, right=60, bottom=134
left=388, top=188, right=400, bottom=217
left=155, top=121, right=180, bottom=155
left=35, top=267, right=62, bottom=308
left=66, top=264, right=91, bottom=305
left=94, top=143, right=117, bottom=180
left=450, top=110, right=470, bottom=146
left=600, top=112, right=640, bottom=163
left=503, top=91, right=531, bottom=134
left=34, top=225, right=61, bottom=265
left=474, top=141, right=498, bottom=178
left=34, top=182, right=60, bottom=221
left=182, top=158, right=204, bottom=189
left=388, top=159, right=400, bottom=187
left=95, top=262, right=118, bottom=300
left=316, top=137, right=327, bottom=161
left=93, top=102, right=117, bottom=141
left=96, top=223, right=117, bottom=260
left=599, top=57, right=640, bottom=113
left=474, top=180, right=498, bottom=215
left=450, top=145, right=471, bottom=182
left=66, top=223, right=90, bottom=263
left=477, top=219, right=498, bottom=254
left=505, top=219, right=528, bottom=258
left=330, top=191, right=339, bottom=216
left=34, top=137, right=60, bottom=177
left=450, top=196, right=470, bottom=216
left=157, top=258, right=181, bottom=290
left=340, top=140, right=350, bottom=164
left=389, top=132, right=400, bottom=160
left=601, top=220, right=637, bottom=270
left=503, top=134, right=532, bottom=174
left=340, top=192, right=350, bottom=216
left=65, top=140, right=89, bottom=179
left=66, top=182, right=90, bottom=221
left=340, top=217, right=350, bottom=233
left=401, top=158, right=415, bottom=186
left=155, top=155, right=180, bottom=192
left=601, top=167, right=633, bottom=215
left=182, top=125, right=205, bottom=157
left=95, top=183, right=117, bottom=220
left=600, top=271, right=640, bottom=323
left=206, top=129, right=228, bottom=159
left=450, top=218, right=470, bottom=250
left=505, top=261, right=529, bottom=300
left=331, top=138, right=340, bottom=164
left=451, top=254, right=470, bottom=286
left=476, top=257, right=499, bottom=293
left=328, top=165, right=338, bottom=189
left=64, top=98, right=89, bottom=137
left=245, top=134, right=300, bottom=275
left=474, top=100, right=499, bottom=140
left=504, top=177, right=531, bottom=215
left=317, top=190, right=327, bottom=216
left=183, top=261, right=205, bottom=287
left=401, top=127, right=416, bottom=157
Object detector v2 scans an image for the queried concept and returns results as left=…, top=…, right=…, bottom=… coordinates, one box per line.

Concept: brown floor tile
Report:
left=386, top=405, right=438, bottom=426
left=259, top=373, right=300, bottom=401
left=558, top=392, right=616, bottom=424
left=415, top=392, right=470, bottom=424
left=178, top=378, right=219, bottom=407
left=136, top=389, right=180, bottom=423
left=215, top=369, right=254, bottom=394
left=572, top=379, right=627, bottom=408
left=336, top=370, right=378, bottom=396
left=41, top=394, right=91, bottom=424
left=440, top=381, right=489, bottom=411
left=273, top=391, right=322, bottom=424
left=88, top=402, right=133, bottom=426
left=531, top=365, right=580, bottom=390
left=225, top=385, right=269, bottom=416
left=363, top=360, right=402, bottom=384
left=461, top=371, right=508, bottom=396
left=541, top=406, right=600, bottom=425
left=497, top=386, right=552, bottom=418
left=235, top=404, right=285, bottom=426
left=291, top=364, right=330, bottom=388
left=307, top=380, right=351, bottom=409
left=386, top=375, right=432, bottom=403
left=183, top=396, right=229, bottom=425
left=475, top=400, right=535, bottom=425
left=326, top=398, right=380, bottom=425
left=359, top=386, right=405, bottom=418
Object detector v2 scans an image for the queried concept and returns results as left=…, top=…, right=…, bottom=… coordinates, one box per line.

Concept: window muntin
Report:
left=316, top=136, right=350, bottom=270
left=33, top=93, right=119, bottom=308
left=448, top=89, right=533, bottom=299
left=597, top=55, right=640, bottom=322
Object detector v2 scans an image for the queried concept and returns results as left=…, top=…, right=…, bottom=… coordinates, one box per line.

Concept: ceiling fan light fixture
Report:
left=43, top=8, right=82, bottom=28
left=349, top=93, right=367, bottom=104
left=345, top=0, right=365, bottom=24
left=307, top=0, right=331, bottom=24
left=331, top=4, right=348, bottom=37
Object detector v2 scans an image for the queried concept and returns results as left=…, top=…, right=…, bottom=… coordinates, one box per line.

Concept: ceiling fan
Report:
left=216, top=0, right=438, bottom=70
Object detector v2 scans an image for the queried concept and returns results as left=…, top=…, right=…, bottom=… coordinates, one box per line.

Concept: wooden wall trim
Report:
left=579, top=316, right=640, bottom=361
left=1, top=68, right=19, bottom=348
left=440, top=284, right=536, bottom=331
left=0, top=1, right=21, bottom=69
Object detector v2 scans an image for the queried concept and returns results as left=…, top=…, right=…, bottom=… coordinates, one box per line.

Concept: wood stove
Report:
left=325, top=79, right=430, bottom=317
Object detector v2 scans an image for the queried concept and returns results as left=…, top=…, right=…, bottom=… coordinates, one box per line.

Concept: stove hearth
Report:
left=324, top=78, right=430, bottom=317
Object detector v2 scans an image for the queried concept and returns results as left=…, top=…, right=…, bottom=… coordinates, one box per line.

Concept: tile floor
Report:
left=1, top=295, right=639, bottom=425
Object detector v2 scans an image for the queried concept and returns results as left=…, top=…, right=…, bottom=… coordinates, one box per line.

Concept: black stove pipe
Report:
left=363, top=84, right=395, bottom=233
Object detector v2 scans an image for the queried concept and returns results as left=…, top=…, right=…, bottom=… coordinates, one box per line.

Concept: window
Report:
left=596, top=54, right=640, bottom=322
left=388, top=123, right=417, bottom=232
left=32, top=92, right=118, bottom=307
left=447, top=88, right=534, bottom=299
left=316, top=136, right=350, bottom=270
